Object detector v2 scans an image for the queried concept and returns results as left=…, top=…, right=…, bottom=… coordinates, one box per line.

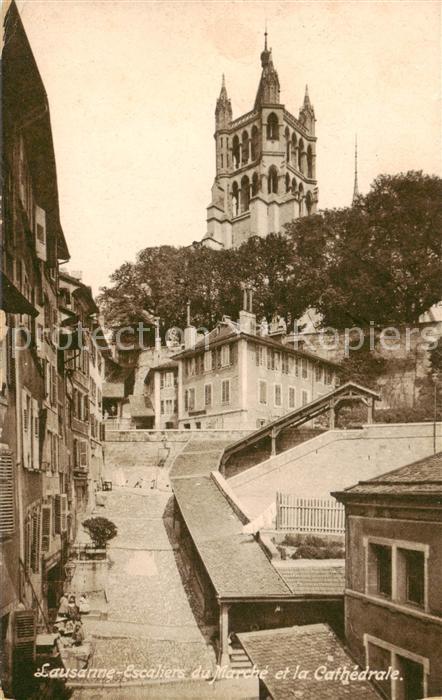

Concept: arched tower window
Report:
left=298, top=139, right=304, bottom=173
left=291, top=133, right=297, bottom=162
left=232, top=135, right=240, bottom=170
left=285, top=127, right=290, bottom=162
left=266, top=113, right=279, bottom=141
left=268, top=166, right=278, bottom=195
left=241, top=175, right=250, bottom=213
left=242, top=131, right=249, bottom=165
left=232, top=181, right=240, bottom=216
left=307, top=146, right=313, bottom=179
left=306, top=190, right=313, bottom=215
left=298, top=183, right=304, bottom=216
left=291, top=177, right=297, bottom=195
left=251, top=125, right=259, bottom=161
left=252, top=172, right=260, bottom=196
left=285, top=173, right=290, bottom=193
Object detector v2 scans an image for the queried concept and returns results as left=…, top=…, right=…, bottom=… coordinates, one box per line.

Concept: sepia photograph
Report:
left=1, top=1, right=441, bottom=698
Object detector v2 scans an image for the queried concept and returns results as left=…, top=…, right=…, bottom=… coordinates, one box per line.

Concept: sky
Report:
left=15, top=0, right=442, bottom=294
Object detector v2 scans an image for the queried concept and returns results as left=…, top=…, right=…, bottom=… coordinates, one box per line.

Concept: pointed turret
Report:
left=299, top=84, right=315, bottom=134
left=352, top=136, right=359, bottom=205
left=254, top=31, right=280, bottom=108
left=215, top=74, right=232, bottom=129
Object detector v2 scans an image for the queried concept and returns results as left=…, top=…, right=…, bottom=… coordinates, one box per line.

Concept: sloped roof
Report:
left=170, top=438, right=290, bottom=599
left=172, top=474, right=290, bottom=598
left=276, top=565, right=345, bottom=597
left=334, top=451, right=442, bottom=500
left=238, top=624, right=381, bottom=700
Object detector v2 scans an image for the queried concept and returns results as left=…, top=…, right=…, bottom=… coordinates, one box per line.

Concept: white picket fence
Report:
left=276, top=492, right=345, bottom=534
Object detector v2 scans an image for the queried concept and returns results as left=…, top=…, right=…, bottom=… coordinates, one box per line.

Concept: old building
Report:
left=333, top=452, right=442, bottom=700
left=58, top=271, right=106, bottom=528
left=174, top=305, right=339, bottom=430
left=144, top=360, right=179, bottom=429
left=203, top=32, right=318, bottom=250
left=0, top=5, right=106, bottom=696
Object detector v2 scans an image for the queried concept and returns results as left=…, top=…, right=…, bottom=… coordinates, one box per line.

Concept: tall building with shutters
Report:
left=0, top=4, right=106, bottom=695
left=202, top=33, right=318, bottom=250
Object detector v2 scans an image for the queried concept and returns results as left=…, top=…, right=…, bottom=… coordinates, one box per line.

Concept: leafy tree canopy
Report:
left=98, top=171, right=442, bottom=334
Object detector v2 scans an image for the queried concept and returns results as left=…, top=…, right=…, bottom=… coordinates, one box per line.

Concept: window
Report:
left=256, top=346, right=267, bottom=367
left=274, top=352, right=280, bottom=372
left=315, top=365, right=323, bottom=382
left=185, top=388, right=195, bottom=412
left=301, top=358, right=308, bottom=379
left=366, top=636, right=428, bottom=700
left=161, top=400, right=165, bottom=415
left=259, top=380, right=267, bottom=405
left=324, top=368, right=333, bottom=385
left=282, top=354, right=288, bottom=374
left=204, top=384, right=212, bottom=407
left=266, top=113, right=279, bottom=140
left=164, top=371, right=174, bottom=387
left=221, top=379, right=230, bottom=404
left=274, top=384, right=282, bottom=407
left=301, top=390, right=309, bottom=406
left=368, top=543, right=392, bottom=597
left=204, top=351, right=212, bottom=372
left=289, top=387, right=296, bottom=409
left=398, top=548, right=425, bottom=607
left=221, top=345, right=230, bottom=367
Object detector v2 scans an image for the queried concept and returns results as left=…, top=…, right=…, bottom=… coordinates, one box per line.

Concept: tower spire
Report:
left=255, top=28, right=280, bottom=107
left=215, top=73, right=232, bottom=128
left=352, top=135, right=359, bottom=204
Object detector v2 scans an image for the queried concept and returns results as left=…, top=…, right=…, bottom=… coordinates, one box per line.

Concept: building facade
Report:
left=175, top=309, right=338, bottom=430
left=203, top=33, right=318, bottom=250
left=334, top=453, right=442, bottom=700
left=0, top=5, right=106, bottom=696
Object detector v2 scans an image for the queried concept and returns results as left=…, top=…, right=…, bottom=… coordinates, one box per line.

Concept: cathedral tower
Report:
left=203, top=34, right=318, bottom=250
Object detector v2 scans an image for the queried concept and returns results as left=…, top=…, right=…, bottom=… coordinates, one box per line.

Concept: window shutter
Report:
left=30, top=508, right=40, bottom=573
left=0, top=446, right=14, bottom=537
left=255, top=347, right=259, bottom=366
left=32, top=399, right=39, bottom=470
left=41, top=505, right=51, bottom=552
left=54, top=494, right=61, bottom=535
left=60, top=495, right=68, bottom=533
left=6, top=322, right=16, bottom=389
left=13, top=609, right=36, bottom=665
left=80, top=441, right=88, bottom=468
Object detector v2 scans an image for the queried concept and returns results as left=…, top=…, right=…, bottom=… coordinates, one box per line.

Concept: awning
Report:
left=1, top=273, right=38, bottom=316
left=103, top=382, right=125, bottom=399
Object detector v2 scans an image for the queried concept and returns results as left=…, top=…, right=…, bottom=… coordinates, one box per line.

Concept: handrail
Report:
left=19, top=558, right=51, bottom=632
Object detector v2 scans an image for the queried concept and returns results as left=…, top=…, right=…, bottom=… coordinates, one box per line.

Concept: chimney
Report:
left=239, top=284, right=256, bottom=335
left=184, top=300, right=197, bottom=349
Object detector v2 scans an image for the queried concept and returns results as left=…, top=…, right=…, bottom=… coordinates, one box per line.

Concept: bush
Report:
left=82, top=517, right=117, bottom=548
left=276, top=545, right=287, bottom=560
left=304, top=534, right=327, bottom=547
left=292, top=545, right=324, bottom=560
left=282, top=533, right=303, bottom=547
left=324, top=545, right=345, bottom=559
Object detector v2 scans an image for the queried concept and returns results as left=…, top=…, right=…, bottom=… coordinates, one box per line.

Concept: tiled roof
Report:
left=170, top=438, right=290, bottom=598
left=238, top=624, right=382, bottom=700
left=172, top=474, right=290, bottom=598
left=334, top=451, right=442, bottom=499
left=276, top=566, right=345, bottom=597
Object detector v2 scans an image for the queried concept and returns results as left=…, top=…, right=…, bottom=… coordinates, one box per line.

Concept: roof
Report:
left=173, top=323, right=341, bottom=369
left=170, top=438, right=290, bottom=599
left=3, top=2, right=69, bottom=261
left=238, top=624, right=381, bottom=700
left=276, top=565, right=345, bottom=597
left=144, top=359, right=179, bottom=383
left=128, top=394, right=154, bottom=418
left=334, top=451, right=442, bottom=501
left=173, top=474, right=290, bottom=598
left=102, top=382, right=125, bottom=399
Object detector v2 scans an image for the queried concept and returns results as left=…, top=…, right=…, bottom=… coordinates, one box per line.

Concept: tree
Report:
left=82, top=516, right=117, bottom=548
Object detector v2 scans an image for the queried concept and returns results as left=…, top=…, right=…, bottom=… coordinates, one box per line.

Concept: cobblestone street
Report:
left=79, top=486, right=215, bottom=674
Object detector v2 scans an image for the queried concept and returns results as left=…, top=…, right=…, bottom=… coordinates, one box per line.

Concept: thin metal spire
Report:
left=352, top=135, right=359, bottom=205
left=264, top=21, right=268, bottom=50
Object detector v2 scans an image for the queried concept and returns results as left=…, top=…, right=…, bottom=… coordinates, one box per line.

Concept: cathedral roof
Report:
left=254, top=32, right=280, bottom=108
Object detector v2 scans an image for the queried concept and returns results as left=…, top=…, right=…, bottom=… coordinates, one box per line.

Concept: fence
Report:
left=276, top=492, right=345, bottom=534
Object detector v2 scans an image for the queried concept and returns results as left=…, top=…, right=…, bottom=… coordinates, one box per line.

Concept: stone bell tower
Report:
left=202, top=32, right=318, bottom=250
